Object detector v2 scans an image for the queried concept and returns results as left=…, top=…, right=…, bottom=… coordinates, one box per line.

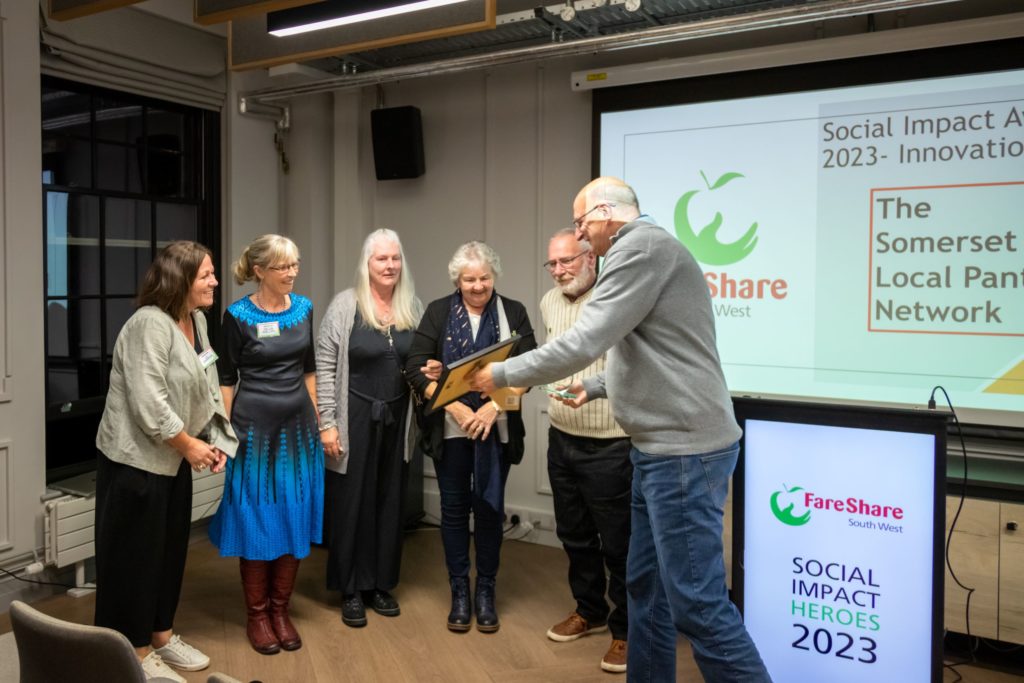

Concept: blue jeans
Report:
left=627, top=444, right=771, bottom=683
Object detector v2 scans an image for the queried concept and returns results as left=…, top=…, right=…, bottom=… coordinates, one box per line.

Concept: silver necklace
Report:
left=377, top=307, right=394, bottom=346
left=256, top=289, right=286, bottom=313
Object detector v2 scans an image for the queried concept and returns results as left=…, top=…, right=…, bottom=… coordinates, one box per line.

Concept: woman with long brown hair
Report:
left=95, top=241, right=237, bottom=683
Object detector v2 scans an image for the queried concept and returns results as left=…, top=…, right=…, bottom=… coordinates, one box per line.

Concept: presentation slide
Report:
left=600, top=66, right=1024, bottom=426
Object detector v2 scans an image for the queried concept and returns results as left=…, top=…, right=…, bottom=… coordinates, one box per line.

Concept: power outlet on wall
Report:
left=529, top=512, right=556, bottom=531
left=504, top=507, right=556, bottom=532
left=504, top=508, right=525, bottom=527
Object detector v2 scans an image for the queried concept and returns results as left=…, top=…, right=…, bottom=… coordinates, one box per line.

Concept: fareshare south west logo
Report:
left=675, top=170, right=787, bottom=309
left=674, top=170, right=759, bottom=266
left=770, top=484, right=812, bottom=527
left=770, top=485, right=907, bottom=531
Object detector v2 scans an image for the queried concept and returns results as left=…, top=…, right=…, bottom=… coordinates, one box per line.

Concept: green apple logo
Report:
left=770, top=484, right=811, bottom=526
left=674, top=170, right=759, bottom=265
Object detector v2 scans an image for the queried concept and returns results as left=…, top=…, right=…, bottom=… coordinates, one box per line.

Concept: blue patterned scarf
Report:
left=442, top=290, right=505, bottom=513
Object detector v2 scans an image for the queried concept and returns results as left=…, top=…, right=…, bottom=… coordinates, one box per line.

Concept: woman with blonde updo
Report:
left=207, top=234, right=324, bottom=655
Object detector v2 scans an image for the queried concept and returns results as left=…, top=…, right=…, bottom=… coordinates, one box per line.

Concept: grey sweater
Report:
left=96, top=306, right=238, bottom=476
left=493, top=219, right=741, bottom=456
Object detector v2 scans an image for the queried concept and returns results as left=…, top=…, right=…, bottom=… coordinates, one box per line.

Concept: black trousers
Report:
left=94, top=454, right=192, bottom=647
left=324, top=394, right=408, bottom=595
left=547, top=427, right=633, bottom=640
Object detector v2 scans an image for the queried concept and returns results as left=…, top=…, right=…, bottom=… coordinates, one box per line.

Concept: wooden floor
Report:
left=2, top=529, right=1021, bottom=683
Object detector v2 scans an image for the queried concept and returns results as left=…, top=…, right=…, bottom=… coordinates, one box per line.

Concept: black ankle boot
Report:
left=341, top=593, right=367, bottom=628
left=447, top=576, right=471, bottom=632
left=474, top=576, right=499, bottom=633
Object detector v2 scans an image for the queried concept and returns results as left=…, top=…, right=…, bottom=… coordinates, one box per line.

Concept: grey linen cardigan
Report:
left=315, top=288, right=419, bottom=475
left=96, top=306, right=238, bottom=476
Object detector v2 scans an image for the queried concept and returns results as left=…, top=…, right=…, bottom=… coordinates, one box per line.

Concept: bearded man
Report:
left=539, top=228, right=631, bottom=675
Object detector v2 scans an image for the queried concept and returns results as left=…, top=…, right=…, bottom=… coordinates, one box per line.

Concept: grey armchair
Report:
left=9, top=600, right=242, bottom=683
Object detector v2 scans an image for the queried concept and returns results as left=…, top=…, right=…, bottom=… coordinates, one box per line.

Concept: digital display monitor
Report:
left=595, top=39, right=1024, bottom=429
left=733, top=399, right=946, bottom=683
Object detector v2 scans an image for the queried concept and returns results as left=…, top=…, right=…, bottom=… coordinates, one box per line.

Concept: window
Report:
left=41, top=77, right=221, bottom=480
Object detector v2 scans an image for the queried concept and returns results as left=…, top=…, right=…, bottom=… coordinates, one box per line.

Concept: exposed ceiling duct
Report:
left=240, top=0, right=979, bottom=106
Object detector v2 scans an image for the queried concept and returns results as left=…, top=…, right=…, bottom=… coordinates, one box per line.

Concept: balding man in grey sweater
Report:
left=472, top=177, right=771, bottom=682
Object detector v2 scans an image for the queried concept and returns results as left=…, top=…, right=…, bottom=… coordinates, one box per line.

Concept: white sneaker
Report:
left=140, top=652, right=187, bottom=683
left=153, top=634, right=210, bottom=671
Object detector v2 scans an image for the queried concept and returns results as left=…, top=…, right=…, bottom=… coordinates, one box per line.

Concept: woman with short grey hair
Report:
left=447, top=240, right=503, bottom=285
left=405, top=241, right=535, bottom=634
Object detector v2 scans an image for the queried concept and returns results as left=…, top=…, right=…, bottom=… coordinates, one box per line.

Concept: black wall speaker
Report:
left=371, top=106, right=425, bottom=181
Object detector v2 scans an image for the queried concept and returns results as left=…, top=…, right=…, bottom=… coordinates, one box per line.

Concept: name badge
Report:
left=198, top=348, right=219, bottom=369
left=257, top=321, right=280, bottom=338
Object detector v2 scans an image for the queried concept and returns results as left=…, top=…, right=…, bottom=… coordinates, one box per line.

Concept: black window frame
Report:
left=41, top=76, right=222, bottom=482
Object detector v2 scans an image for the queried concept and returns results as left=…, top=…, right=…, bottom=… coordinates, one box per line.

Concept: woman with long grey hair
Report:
left=316, top=228, right=422, bottom=627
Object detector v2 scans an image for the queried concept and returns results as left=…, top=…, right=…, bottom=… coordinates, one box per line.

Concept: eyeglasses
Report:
left=572, top=202, right=615, bottom=229
left=268, top=261, right=300, bottom=273
left=543, top=250, right=589, bottom=272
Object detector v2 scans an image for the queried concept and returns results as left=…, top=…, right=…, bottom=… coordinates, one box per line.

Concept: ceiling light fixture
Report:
left=268, top=0, right=473, bottom=38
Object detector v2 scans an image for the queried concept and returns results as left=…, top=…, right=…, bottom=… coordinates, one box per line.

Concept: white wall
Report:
left=0, top=0, right=47, bottom=591
left=223, top=69, right=284, bottom=304
left=307, top=60, right=595, bottom=537
left=282, top=93, right=335, bottom=316
left=224, top=85, right=336, bottom=322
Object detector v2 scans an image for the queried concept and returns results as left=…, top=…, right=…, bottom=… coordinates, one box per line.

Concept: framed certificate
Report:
left=425, top=336, right=521, bottom=415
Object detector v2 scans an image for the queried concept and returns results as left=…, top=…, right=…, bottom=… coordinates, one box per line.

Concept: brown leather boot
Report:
left=239, top=558, right=281, bottom=655
left=269, top=555, right=302, bottom=651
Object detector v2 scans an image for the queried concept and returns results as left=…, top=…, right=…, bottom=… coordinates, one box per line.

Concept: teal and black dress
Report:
left=208, top=294, right=324, bottom=560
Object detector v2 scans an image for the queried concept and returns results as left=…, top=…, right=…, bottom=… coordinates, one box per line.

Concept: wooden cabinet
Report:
left=944, top=497, right=1000, bottom=638
left=944, top=496, right=1024, bottom=644
left=998, top=502, right=1024, bottom=643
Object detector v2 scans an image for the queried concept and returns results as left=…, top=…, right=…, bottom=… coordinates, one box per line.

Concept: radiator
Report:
left=44, top=470, right=226, bottom=570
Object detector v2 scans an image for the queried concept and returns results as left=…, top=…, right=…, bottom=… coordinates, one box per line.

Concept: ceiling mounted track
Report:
left=241, top=0, right=964, bottom=105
